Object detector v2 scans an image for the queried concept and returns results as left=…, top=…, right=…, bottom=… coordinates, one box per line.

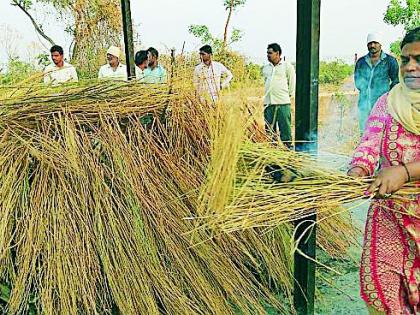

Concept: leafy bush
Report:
left=319, top=60, right=354, bottom=86
left=0, top=58, right=38, bottom=85
left=244, top=62, right=262, bottom=82
left=390, top=39, right=402, bottom=57
left=213, top=50, right=246, bottom=82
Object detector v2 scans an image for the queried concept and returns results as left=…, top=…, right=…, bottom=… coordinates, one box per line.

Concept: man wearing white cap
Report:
left=354, top=33, right=399, bottom=134
left=98, top=46, right=127, bottom=81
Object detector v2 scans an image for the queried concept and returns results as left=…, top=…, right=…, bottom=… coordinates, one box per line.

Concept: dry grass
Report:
left=0, top=75, right=363, bottom=314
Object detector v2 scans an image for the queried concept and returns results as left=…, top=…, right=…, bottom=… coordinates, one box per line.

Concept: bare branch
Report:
left=11, top=0, right=56, bottom=46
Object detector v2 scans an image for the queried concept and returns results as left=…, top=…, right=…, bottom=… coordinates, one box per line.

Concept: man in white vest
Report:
left=98, top=46, right=127, bottom=81
left=43, top=45, right=78, bottom=85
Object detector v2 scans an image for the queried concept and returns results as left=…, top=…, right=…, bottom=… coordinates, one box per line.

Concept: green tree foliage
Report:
left=383, top=0, right=419, bottom=57
left=244, top=62, right=262, bottom=82
left=188, top=25, right=243, bottom=52
left=213, top=50, right=246, bottom=83
left=384, top=0, right=420, bottom=30
left=188, top=25, right=224, bottom=52
left=223, top=0, right=246, bottom=9
left=0, top=58, right=37, bottom=85
left=11, top=0, right=122, bottom=78
left=390, top=40, right=402, bottom=56
left=318, top=60, right=354, bottom=86
left=189, top=0, right=246, bottom=52
left=187, top=0, right=257, bottom=85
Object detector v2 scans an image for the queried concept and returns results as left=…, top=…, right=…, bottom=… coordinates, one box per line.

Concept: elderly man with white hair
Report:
left=354, top=33, right=400, bottom=134
left=98, top=46, right=127, bottom=81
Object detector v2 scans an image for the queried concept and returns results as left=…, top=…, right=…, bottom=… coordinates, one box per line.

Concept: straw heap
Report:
left=0, top=80, right=358, bottom=314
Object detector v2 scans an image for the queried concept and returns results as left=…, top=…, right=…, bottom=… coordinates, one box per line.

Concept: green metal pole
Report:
left=294, top=0, right=320, bottom=314
left=121, top=0, right=136, bottom=80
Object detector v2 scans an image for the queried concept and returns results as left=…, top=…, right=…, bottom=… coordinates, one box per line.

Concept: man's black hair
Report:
left=199, top=45, right=213, bottom=54
left=401, top=26, right=420, bottom=49
left=50, top=45, right=64, bottom=55
left=135, top=50, right=148, bottom=66
left=267, top=43, right=282, bottom=55
left=147, top=47, right=159, bottom=58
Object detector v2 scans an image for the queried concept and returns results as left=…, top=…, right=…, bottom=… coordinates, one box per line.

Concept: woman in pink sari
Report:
left=348, top=27, right=420, bottom=314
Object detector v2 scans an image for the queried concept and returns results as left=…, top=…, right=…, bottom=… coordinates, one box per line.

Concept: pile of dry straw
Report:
left=1, top=77, right=405, bottom=314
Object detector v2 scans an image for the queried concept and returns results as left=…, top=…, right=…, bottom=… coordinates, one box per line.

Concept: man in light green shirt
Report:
left=262, top=43, right=296, bottom=148
left=143, top=47, right=167, bottom=84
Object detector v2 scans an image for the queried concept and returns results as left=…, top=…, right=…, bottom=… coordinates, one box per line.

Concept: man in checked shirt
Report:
left=193, top=45, right=233, bottom=102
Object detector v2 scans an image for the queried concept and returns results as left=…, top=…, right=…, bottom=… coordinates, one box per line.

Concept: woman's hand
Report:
left=347, top=166, right=368, bottom=178
left=367, top=166, right=408, bottom=198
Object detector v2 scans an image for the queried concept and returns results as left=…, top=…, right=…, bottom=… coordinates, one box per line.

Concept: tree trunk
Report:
left=223, top=0, right=234, bottom=48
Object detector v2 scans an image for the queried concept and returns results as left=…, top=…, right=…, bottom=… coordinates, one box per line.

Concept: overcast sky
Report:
left=0, top=0, right=406, bottom=65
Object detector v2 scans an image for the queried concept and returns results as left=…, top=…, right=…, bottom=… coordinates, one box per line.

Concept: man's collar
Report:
left=108, top=62, right=123, bottom=68
left=367, top=50, right=385, bottom=59
left=149, top=63, right=160, bottom=70
left=364, top=51, right=386, bottom=66
left=379, top=50, right=386, bottom=60
left=269, top=60, right=282, bottom=67
left=52, top=61, right=66, bottom=68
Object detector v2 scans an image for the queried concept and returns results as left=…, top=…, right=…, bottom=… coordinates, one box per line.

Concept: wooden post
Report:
left=294, top=0, right=321, bottom=314
left=121, top=0, right=136, bottom=80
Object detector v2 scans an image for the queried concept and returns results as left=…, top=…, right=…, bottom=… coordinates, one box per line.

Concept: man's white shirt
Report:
left=193, top=61, right=233, bottom=101
left=135, top=67, right=145, bottom=82
left=98, top=63, right=127, bottom=81
left=262, top=61, right=296, bottom=105
left=43, top=62, right=78, bottom=85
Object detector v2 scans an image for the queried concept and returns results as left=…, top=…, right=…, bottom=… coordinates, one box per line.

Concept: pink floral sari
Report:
left=350, top=93, right=420, bottom=314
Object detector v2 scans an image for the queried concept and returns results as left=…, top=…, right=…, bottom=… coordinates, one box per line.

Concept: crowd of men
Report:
left=42, top=32, right=398, bottom=147
left=43, top=45, right=167, bottom=84
left=41, top=41, right=299, bottom=148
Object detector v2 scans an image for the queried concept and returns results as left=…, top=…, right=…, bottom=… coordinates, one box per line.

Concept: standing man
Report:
left=134, top=50, right=148, bottom=82
left=354, top=33, right=399, bottom=133
left=143, top=47, right=167, bottom=83
left=98, top=46, right=127, bottom=81
left=43, top=45, right=78, bottom=85
left=193, top=45, right=233, bottom=102
left=262, top=43, right=295, bottom=148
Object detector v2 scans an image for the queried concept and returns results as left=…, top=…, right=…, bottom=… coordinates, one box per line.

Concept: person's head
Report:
left=106, top=46, right=121, bottom=67
left=50, top=45, right=64, bottom=66
left=147, top=47, right=159, bottom=67
left=366, top=33, right=382, bottom=55
left=135, top=50, right=148, bottom=70
left=267, top=43, right=282, bottom=64
left=400, top=26, right=420, bottom=90
left=199, top=45, right=212, bottom=64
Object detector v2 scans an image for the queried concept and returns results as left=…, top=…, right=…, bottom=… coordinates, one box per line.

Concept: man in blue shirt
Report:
left=354, top=33, right=399, bottom=133
left=144, top=47, right=167, bottom=84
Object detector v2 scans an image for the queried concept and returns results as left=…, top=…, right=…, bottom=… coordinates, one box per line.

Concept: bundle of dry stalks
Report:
left=195, top=112, right=418, bottom=234
left=0, top=78, right=358, bottom=314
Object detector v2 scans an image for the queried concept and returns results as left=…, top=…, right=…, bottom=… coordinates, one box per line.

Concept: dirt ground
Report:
left=315, top=203, right=369, bottom=315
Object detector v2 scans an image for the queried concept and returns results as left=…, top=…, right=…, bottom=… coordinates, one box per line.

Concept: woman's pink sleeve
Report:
left=349, top=95, right=388, bottom=175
